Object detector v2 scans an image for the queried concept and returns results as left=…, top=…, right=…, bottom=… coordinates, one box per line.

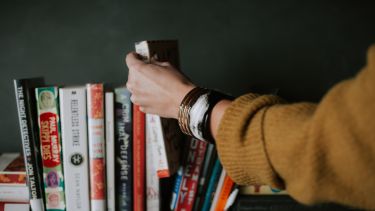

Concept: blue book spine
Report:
left=201, top=159, right=222, bottom=211
left=170, top=166, right=184, bottom=210
left=114, top=87, right=133, bottom=211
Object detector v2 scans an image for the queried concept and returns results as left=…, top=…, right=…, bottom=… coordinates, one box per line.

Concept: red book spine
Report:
left=133, top=105, right=145, bottom=211
left=87, top=84, right=106, bottom=211
left=175, top=139, right=207, bottom=211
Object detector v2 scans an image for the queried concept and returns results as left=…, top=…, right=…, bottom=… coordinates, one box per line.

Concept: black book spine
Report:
left=14, top=78, right=45, bottom=211
left=114, top=88, right=133, bottom=211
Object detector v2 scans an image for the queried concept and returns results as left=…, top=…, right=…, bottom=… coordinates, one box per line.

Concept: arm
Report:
left=215, top=46, right=375, bottom=210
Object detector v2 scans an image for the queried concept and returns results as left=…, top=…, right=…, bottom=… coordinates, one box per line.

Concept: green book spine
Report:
left=35, top=86, right=66, bottom=211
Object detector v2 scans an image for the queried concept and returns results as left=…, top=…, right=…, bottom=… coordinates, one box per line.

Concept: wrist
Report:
left=177, top=87, right=233, bottom=143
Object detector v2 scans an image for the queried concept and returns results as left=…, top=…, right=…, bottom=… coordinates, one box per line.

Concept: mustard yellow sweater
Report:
left=216, top=45, right=375, bottom=210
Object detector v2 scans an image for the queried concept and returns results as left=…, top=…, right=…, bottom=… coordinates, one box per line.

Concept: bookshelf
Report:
left=1, top=1, right=375, bottom=210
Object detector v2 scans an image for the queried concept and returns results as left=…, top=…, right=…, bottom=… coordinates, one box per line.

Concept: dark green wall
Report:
left=1, top=0, right=375, bottom=152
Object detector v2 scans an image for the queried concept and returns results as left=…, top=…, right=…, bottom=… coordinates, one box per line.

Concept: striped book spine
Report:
left=133, top=104, right=145, bottom=211
left=87, top=83, right=106, bottom=211
left=35, top=86, right=66, bottom=211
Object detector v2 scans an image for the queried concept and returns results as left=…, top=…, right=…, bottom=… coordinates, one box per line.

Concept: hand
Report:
left=125, top=52, right=196, bottom=119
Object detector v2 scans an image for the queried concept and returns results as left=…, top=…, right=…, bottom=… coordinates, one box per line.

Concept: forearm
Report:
left=215, top=45, right=375, bottom=210
left=210, top=99, right=232, bottom=140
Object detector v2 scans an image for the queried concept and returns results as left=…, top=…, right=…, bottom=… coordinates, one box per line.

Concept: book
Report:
left=193, top=144, right=217, bottom=211
left=146, top=114, right=160, bottom=211
left=213, top=174, right=234, bottom=211
left=175, top=138, right=207, bottom=211
left=170, top=166, right=183, bottom=210
left=114, top=87, right=133, bottom=211
left=0, top=186, right=29, bottom=202
left=35, top=86, right=66, bottom=211
left=135, top=40, right=183, bottom=178
left=60, top=86, right=90, bottom=211
left=209, top=169, right=226, bottom=211
left=0, top=153, right=26, bottom=185
left=133, top=104, right=145, bottom=211
left=105, top=92, right=115, bottom=211
left=87, top=83, right=106, bottom=211
left=13, top=78, right=45, bottom=211
left=0, top=202, right=29, bottom=211
left=201, top=159, right=222, bottom=211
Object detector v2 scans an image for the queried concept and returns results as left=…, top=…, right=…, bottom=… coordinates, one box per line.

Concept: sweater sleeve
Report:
left=216, top=45, right=375, bottom=210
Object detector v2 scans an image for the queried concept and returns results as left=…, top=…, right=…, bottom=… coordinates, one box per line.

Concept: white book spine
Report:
left=60, top=87, right=90, bottom=211
left=146, top=114, right=160, bottom=211
left=210, top=169, right=226, bottom=211
left=0, top=186, right=29, bottom=202
left=105, top=92, right=115, bottom=211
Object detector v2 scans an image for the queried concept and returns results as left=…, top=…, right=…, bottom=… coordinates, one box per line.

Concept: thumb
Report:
left=126, top=52, right=145, bottom=68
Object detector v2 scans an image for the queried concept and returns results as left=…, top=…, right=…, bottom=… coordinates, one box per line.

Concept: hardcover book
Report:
left=114, top=87, right=133, bottom=211
left=87, top=83, right=106, bottom=211
left=60, top=86, right=90, bottom=211
left=133, top=104, right=145, bottom=211
left=13, top=78, right=45, bottom=211
left=35, top=86, right=66, bottom=211
left=135, top=40, right=183, bottom=178
left=175, top=138, right=207, bottom=211
left=0, top=153, right=26, bottom=185
left=105, top=92, right=115, bottom=211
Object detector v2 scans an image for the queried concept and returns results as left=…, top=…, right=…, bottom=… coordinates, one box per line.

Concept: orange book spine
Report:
left=214, top=175, right=234, bottom=211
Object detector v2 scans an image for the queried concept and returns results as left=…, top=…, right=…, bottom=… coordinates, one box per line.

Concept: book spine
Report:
left=214, top=174, right=234, bottom=211
left=170, top=166, right=183, bottom=210
left=209, top=169, right=226, bottom=211
left=60, top=87, right=90, bottom=211
left=13, top=79, right=45, bottom=211
left=114, top=88, right=133, bottom=211
left=0, top=153, right=26, bottom=185
left=201, top=159, right=222, bottom=211
left=146, top=114, right=160, bottom=211
left=105, top=92, right=115, bottom=211
left=35, top=86, right=66, bottom=211
left=0, top=186, right=29, bottom=202
left=133, top=104, right=145, bottom=211
left=87, top=84, right=106, bottom=211
left=193, top=144, right=216, bottom=211
left=0, top=202, right=29, bottom=211
left=146, top=114, right=170, bottom=178
left=175, top=139, right=207, bottom=211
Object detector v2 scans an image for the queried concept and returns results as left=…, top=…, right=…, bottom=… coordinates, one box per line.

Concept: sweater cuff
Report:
left=216, top=93, right=285, bottom=189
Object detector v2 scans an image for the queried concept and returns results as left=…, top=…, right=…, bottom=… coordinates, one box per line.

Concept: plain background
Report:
left=1, top=0, right=375, bottom=153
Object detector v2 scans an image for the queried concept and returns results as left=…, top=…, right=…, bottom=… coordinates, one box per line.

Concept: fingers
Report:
left=126, top=52, right=144, bottom=68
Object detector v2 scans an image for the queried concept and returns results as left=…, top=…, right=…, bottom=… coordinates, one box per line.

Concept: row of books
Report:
left=13, top=77, right=242, bottom=211
left=12, top=40, right=242, bottom=211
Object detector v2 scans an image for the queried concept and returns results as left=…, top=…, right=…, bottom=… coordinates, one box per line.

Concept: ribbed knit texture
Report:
left=216, top=45, right=375, bottom=210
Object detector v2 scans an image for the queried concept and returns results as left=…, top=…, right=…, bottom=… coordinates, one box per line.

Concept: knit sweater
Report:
left=216, top=45, right=375, bottom=210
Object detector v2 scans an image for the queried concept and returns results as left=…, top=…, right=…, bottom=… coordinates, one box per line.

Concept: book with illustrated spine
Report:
left=60, top=86, right=90, bottom=211
left=13, top=78, right=45, bottom=211
left=114, top=87, right=133, bottom=211
left=35, top=86, right=66, bottom=211
left=87, top=83, right=106, bottom=211
left=133, top=104, right=145, bottom=211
